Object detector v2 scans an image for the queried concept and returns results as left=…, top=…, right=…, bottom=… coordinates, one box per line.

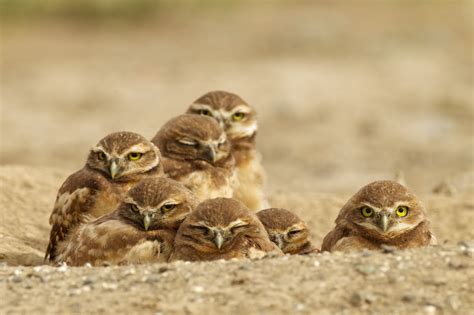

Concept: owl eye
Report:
left=288, top=229, right=302, bottom=238
left=128, top=152, right=142, bottom=161
left=160, top=204, right=176, bottom=213
left=192, top=225, right=210, bottom=235
left=178, top=139, right=198, bottom=147
left=199, top=109, right=213, bottom=117
left=232, top=112, right=245, bottom=121
left=130, top=204, right=140, bottom=212
left=230, top=223, right=248, bottom=234
left=361, top=206, right=374, bottom=217
left=97, top=152, right=107, bottom=161
left=396, top=206, right=409, bottom=217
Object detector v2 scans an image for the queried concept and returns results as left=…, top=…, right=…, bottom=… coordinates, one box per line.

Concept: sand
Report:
left=1, top=2, right=473, bottom=314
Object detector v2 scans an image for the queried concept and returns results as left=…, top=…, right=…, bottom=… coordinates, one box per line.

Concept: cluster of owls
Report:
left=44, top=91, right=436, bottom=266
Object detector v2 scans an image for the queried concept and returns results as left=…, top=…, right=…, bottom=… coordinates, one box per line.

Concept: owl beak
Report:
left=213, top=231, right=224, bottom=249
left=143, top=213, right=152, bottom=231
left=273, top=235, right=284, bottom=249
left=204, top=145, right=218, bottom=163
left=379, top=213, right=390, bottom=232
left=109, top=160, right=120, bottom=179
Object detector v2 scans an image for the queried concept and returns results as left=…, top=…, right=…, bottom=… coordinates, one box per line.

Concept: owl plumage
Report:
left=170, top=198, right=281, bottom=262
left=257, top=208, right=317, bottom=255
left=45, top=131, right=164, bottom=261
left=321, top=180, right=436, bottom=252
left=56, top=177, right=198, bottom=266
left=151, top=114, right=236, bottom=202
left=186, top=91, right=268, bottom=211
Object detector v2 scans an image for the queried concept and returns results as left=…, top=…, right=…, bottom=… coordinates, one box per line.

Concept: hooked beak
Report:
left=204, top=144, right=218, bottom=163
left=379, top=213, right=390, bottom=232
left=213, top=231, right=224, bottom=249
left=109, top=160, right=120, bottom=179
left=274, top=234, right=284, bottom=249
left=143, top=213, right=152, bottom=231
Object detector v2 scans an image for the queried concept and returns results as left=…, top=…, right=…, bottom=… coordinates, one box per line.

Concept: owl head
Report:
left=257, top=208, right=312, bottom=254
left=119, top=177, right=198, bottom=230
left=338, top=180, right=427, bottom=241
left=175, top=198, right=269, bottom=257
left=186, top=91, right=257, bottom=142
left=87, top=131, right=162, bottom=180
left=151, top=114, right=232, bottom=165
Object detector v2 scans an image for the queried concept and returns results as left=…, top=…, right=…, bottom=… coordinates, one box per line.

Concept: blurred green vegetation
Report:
left=0, top=0, right=246, bottom=22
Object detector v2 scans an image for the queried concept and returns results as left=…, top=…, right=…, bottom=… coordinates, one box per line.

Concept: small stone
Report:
left=402, top=294, right=415, bottom=302
left=158, top=266, right=169, bottom=273
left=145, top=275, right=160, bottom=284
left=101, top=282, right=118, bottom=291
left=82, top=277, right=95, bottom=286
left=349, top=293, right=362, bottom=307
left=381, top=245, right=396, bottom=253
left=458, top=240, right=474, bottom=249
left=295, top=303, right=305, bottom=311
left=192, top=286, right=204, bottom=293
left=84, top=263, right=92, bottom=268
left=11, top=275, right=22, bottom=283
left=448, top=258, right=466, bottom=269
left=355, top=264, right=376, bottom=275
left=313, top=261, right=320, bottom=267
left=57, top=263, right=68, bottom=273
left=423, top=305, right=437, bottom=314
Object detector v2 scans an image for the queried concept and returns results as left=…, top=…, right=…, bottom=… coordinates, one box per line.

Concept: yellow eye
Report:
left=97, top=152, right=106, bottom=161
left=161, top=204, right=176, bottom=213
left=396, top=206, right=409, bottom=217
left=130, top=204, right=140, bottom=212
left=199, top=109, right=213, bottom=117
left=232, top=112, right=245, bottom=121
left=361, top=206, right=374, bottom=217
left=128, top=152, right=142, bottom=161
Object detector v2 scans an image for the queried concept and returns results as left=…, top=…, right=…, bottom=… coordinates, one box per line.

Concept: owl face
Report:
left=120, top=177, right=198, bottom=230
left=177, top=198, right=266, bottom=253
left=186, top=91, right=257, bottom=141
left=87, top=132, right=161, bottom=180
left=257, top=208, right=311, bottom=254
left=340, top=180, right=426, bottom=239
left=152, top=114, right=231, bottom=164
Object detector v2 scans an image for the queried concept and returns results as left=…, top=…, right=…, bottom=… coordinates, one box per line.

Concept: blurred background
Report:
left=1, top=0, right=473, bottom=194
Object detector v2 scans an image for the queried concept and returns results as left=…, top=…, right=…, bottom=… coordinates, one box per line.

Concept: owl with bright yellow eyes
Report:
left=321, top=180, right=436, bottom=252
left=186, top=91, right=268, bottom=211
left=45, top=132, right=164, bottom=262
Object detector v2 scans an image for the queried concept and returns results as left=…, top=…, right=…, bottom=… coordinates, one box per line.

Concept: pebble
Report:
left=192, top=286, right=204, bottom=293
left=355, top=264, right=376, bottom=275
left=101, top=282, right=118, bottom=291
left=423, top=305, right=437, bottom=314
left=313, top=261, right=320, bottom=267
left=381, top=245, right=396, bottom=253
left=11, top=275, right=22, bottom=283
left=57, top=264, right=68, bottom=273
left=82, top=277, right=96, bottom=286
left=295, top=303, right=305, bottom=311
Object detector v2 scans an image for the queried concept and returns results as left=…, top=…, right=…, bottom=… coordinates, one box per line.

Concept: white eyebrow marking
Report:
left=122, top=144, right=150, bottom=155
left=230, top=105, right=252, bottom=114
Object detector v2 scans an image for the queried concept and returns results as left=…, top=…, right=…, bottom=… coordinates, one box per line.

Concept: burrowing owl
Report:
left=321, top=180, right=436, bottom=252
left=257, top=208, right=317, bottom=255
left=45, top=131, right=164, bottom=261
left=151, top=114, right=236, bottom=202
left=170, top=198, right=281, bottom=262
left=186, top=91, right=267, bottom=211
left=56, top=177, right=198, bottom=266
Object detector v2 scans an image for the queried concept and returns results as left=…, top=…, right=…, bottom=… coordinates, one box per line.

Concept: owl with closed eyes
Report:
left=151, top=114, right=236, bottom=202
left=186, top=91, right=268, bottom=211
left=45, top=132, right=164, bottom=262
left=321, top=180, right=436, bottom=252
left=257, top=208, right=318, bottom=255
left=170, top=198, right=281, bottom=262
left=56, top=177, right=198, bottom=266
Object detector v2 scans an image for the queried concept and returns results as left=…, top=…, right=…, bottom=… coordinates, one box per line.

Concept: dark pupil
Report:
left=201, top=110, right=211, bottom=116
left=131, top=153, right=138, bottom=158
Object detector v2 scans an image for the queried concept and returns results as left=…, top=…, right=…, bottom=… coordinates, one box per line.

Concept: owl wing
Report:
left=45, top=168, right=119, bottom=262
left=321, top=224, right=351, bottom=252
left=245, top=235, right=283, bottom=259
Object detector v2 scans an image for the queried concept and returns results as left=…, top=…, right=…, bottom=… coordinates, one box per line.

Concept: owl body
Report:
left=321, top=180, right=435, bottom=252
left=187, top=91, right=267, bottom=210
left=56, top=177, right=198, bottom=266
left=170, top=198, right=280, bottom=262
left=152, top=115, right=236, bottom=202
left=45, top=132, right=164, bottom=261
left=257, top=208, right=317, bottom=255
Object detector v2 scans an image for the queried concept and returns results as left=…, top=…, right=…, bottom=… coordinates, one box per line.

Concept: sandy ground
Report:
left=1, top=2, right=473, bottom=314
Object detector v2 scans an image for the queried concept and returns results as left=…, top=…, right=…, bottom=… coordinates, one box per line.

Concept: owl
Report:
left=186, top=90, right=267, bottom=211
left=170, top=198, right=281, bottom=262
left=56, top=177, right=198, bottom=266
left=321, top=180, right=436, bottom=252
left=256, top=208, right=317, bottom=255
left=45, top=131, right=164, bottom=261
left=151, top=114, right=236, bottom=202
